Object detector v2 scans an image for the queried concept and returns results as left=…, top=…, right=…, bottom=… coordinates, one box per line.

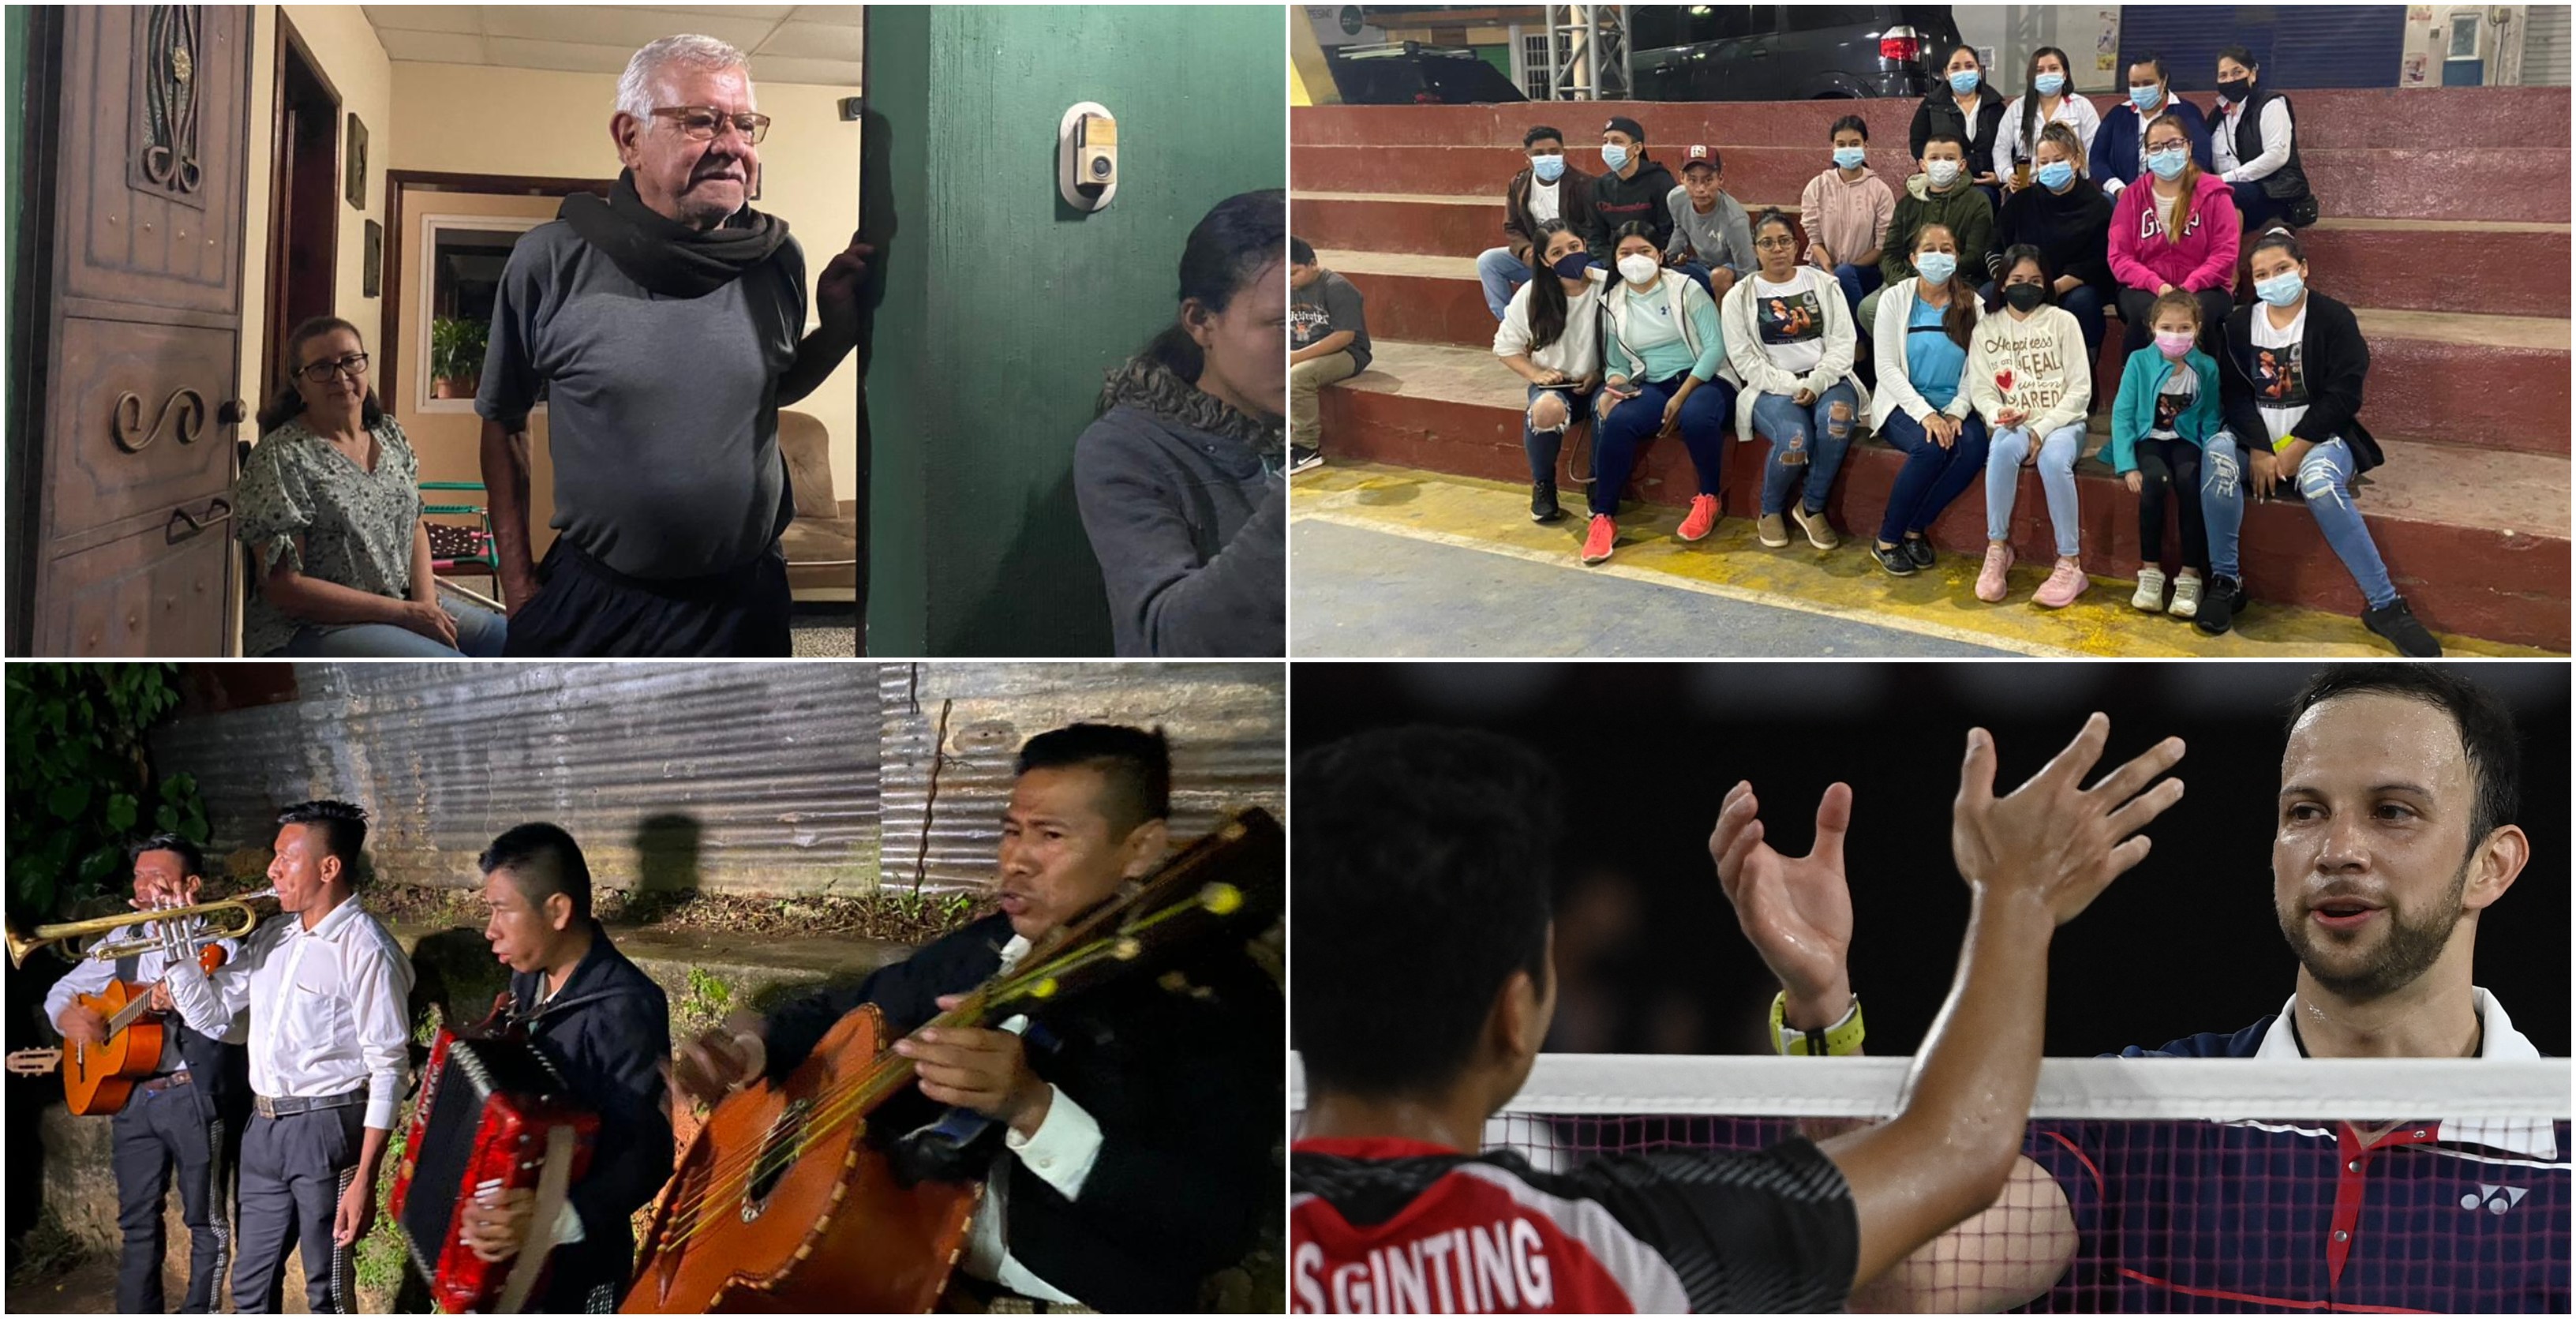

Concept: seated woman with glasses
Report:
left=234, top=316, right=507, bottom=657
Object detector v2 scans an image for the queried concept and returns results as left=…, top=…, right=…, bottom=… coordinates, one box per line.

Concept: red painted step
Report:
left=1307, top=257, right=2570, bottom=457
left=1314, top=341, right=2570, bottom=650
left=1290, top=192, right=2572, bottom=317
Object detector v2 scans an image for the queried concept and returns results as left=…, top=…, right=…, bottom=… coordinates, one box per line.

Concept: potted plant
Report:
left=429, top=316, right=488, bottom=399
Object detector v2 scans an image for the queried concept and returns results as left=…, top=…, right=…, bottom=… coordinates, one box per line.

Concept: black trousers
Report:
left=502, top=537, right=792, bottom=658
left=112, top=1082, right=230, bottom=1313
left=2132, top=437, right=2211, bottom=573
left=232, top=1105, right=364, bottom=1314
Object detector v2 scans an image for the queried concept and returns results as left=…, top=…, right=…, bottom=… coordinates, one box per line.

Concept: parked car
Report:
left=1631, top=5, right=1963, bottom=101
left=1326, top=41, right=1529, bottom=104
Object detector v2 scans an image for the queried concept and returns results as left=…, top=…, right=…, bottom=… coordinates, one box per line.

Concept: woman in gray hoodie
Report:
left=1076, top=190, right=1286, bottom=657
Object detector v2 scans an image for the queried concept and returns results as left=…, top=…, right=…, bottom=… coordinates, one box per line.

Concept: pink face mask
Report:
left=2155, top=329, right=2195, bottom=359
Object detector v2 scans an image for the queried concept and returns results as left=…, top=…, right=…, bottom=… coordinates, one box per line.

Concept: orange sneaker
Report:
left=1582, top=515, right=1617, bottom=564
left=1677, top=494, right=1721, bottom=542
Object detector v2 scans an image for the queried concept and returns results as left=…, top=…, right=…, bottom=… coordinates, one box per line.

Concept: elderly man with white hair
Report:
left=477, top=33, right=871, bottom=657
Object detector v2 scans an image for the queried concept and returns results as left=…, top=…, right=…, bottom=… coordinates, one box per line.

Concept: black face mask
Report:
left=2217, top=77, right=2253, bottom=103
left=2002, top=283, right=2046, bottom=313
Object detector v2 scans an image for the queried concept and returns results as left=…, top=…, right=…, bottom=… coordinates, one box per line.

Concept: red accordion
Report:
left=391, top=1028, right=599, bottom=1313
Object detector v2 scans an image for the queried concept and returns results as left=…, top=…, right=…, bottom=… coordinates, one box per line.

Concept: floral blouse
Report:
left=234, top=414, right=424, bottom=656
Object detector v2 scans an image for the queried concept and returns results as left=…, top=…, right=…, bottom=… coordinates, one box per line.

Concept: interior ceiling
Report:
left=361, top=6, right=863, bottom=88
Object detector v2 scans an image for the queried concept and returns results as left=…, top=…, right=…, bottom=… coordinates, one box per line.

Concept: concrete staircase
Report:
left=1294, top=88, right=2571, bottom=650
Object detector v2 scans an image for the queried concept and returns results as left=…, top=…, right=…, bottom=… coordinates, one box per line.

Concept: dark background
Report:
left=1292, top=662, right=2569, bottom=1059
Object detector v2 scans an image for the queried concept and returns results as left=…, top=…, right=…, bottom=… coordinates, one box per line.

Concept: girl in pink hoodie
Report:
left=2108, top=111, right=2239, bottom=359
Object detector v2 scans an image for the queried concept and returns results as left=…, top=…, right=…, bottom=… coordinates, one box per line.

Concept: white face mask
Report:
left=1926, top=159, right=1962, bottom=186
left=1616, top=253, right=1661, bottom=286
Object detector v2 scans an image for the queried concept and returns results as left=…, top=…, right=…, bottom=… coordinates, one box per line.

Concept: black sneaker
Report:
left=2362, top=598, right=2443, bottom=658
left=1531, top=481, right=1563, bottom=523
left=1288, top=447, right=1324, bottom=475
left=1872, top=541, right=1917, bottom=577
left=1903, top=535, right=1937, bottom=569
left=2195, top=575, right=2241, bottom=635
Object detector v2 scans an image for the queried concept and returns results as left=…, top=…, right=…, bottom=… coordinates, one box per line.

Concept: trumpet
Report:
left=5, top=888, right=279, bottom=969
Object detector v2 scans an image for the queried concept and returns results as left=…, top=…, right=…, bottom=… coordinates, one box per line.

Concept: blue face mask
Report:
left=1550, top=251, right=1593, bottom=281
left=2254, top=269, right=2305, bottom=308
left=2147, top=148, right=2188, bottom=181
left=2035, top=159, right=2076, bottom=191
left=1531, top=152, right=1565, bottom=183
left=1915, top=252, right=1957, bottom=285
left=1601, top=143, right=1630, bottom=172
left=2129, top=83, right=2163, bottom=111
left=1833, top=146, right=1867, bottom=170
left=2034, top=72, right=2066, bottom=96
left=1949, top=69, right=1981, bottom=95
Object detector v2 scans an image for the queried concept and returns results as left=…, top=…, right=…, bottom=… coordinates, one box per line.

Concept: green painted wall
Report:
left=866, top=6, right=1286, bottom=656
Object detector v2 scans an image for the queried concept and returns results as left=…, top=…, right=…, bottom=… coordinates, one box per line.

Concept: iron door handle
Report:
left=167, top=497, right=232, bottom=544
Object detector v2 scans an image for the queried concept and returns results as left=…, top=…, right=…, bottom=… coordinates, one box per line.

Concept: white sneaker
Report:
left=2130, top=565, right=2167, bottom=612
left=2170, top=571, right=2203, bottom=619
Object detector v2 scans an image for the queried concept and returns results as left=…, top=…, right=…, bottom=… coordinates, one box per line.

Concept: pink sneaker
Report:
left=1582, top=515, right=1617, bottom=564
left=2033, top=556, right=2090, bottom=608
left=1975, top=542, right=2015, bottom=602
left=1677, top=494, right=1720, bottom=542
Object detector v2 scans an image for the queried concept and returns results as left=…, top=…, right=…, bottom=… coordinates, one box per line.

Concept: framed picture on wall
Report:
left=363, top=220, right=383, bottom=298
left=346, top=113, right=369, bottom=209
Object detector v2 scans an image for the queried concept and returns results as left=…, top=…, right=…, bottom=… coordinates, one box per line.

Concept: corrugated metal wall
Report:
left=878, top=662, right=1287, bottom=895
left=2525, top=5, right=2570, bottom=85
left=152, top=663, right=881, bottom=896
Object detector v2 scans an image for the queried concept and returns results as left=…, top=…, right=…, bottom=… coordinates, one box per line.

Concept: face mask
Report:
left=2155, top=329, right=2195, bottom=359
left=2216, top=77, right=2252, bottom=103
left=1602, top=144, right=1631, bottom=172
left=2255, top=269, right=2305, bottom=308
left=1914, top=252, right=1957, bottom=285
left=1532, top=152, right=1566, bottom=183
left=2129, top=83, right=2163, bottom=111
left=1926, top=159, right=1962, bottom=187
left=1551, top=251, right=1593, bottom=281
left=2034, top=72, right=2066, bottom=97
left=1617, top=253, right=1660, bottom=286
left=1949, top=69, right=1980, bottom=95
left=2147, top=148, right=2188, bottom=181
left=2003, top=283, right=2046, bottom=313
left=1833, top=146, right=1867, bottom=170
left=2035, top=159, right=2076, bottom=191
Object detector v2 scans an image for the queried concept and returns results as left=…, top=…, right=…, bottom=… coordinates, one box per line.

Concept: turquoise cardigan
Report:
left=2108, top=346, right=2225, bottom=474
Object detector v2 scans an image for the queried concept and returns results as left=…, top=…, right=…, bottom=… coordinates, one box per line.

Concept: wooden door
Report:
left=12, top=6, right=253, bottom=656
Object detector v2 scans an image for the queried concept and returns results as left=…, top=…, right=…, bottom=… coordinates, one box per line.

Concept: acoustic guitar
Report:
left=18, top=941, right=227, bottom=1115
left=623, top=808, right=1282, bottom=1313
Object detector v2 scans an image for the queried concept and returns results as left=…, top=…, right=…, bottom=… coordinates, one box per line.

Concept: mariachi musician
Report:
left=675, top=723, right=1282, bottom=1313
left=39, top=834, right=248, bottom=1314
left=167, top=800, right=415, bottom=1314
left=448, top=823, right=674, bottom=1313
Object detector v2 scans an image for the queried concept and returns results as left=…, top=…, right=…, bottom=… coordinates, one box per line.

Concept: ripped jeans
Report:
left=1750, top=384, right=1859, bottom=515
left=2201, top=437, right=2399, bottom=609
left=1523, top=384, right=1596, bottom=485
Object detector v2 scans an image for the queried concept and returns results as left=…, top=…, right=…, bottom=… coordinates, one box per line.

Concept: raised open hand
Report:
left=1712, top=779, right=1855, bottom=1020
left=1952, top=714, right=2186, bottom=926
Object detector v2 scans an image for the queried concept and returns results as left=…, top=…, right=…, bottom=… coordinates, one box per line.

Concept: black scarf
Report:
left=560, top=169, right=791, bottom=298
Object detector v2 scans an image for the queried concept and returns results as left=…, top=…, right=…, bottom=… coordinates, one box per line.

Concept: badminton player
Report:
left=1291, top=712, right=2185, bottom=1313
left=1717, top=664, right=2565, bottom=1312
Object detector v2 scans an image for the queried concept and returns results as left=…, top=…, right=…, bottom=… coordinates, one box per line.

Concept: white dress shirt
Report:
left=41, top=927, right=242, bottom=1074
left=958, top=933, right=1107, bottom=1303
left=167, top=895, right=414, bottom=1130
left=2213, top=98, right=2294, bottom=183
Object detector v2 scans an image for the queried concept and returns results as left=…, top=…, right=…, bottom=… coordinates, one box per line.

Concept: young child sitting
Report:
left=2107, top=288, right=2225, bottom=618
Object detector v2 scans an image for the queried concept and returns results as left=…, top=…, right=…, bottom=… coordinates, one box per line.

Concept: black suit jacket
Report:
left=764, top=912, right=1280, bottom=1313
left=506, top=924, right=674, bottom=1313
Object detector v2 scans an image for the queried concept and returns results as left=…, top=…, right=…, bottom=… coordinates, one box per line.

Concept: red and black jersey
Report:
left=1290, top=1136, right=1859, bottom=1313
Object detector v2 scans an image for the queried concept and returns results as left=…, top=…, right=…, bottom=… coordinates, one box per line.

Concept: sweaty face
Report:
left=267, top=824, right=334, bottom=915
left=995, top=766, right=1151, bottom=942
left=2273, top=694, right=2485, bottom=1001
left=620, top=64, right=758, bottom=230
left=481, top=868, right=560, bottom=975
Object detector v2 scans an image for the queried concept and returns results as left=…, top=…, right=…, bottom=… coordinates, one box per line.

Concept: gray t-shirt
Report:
left=476, top=220, right=804, bottom=580
left=1664, top=187, right=1755, bottom=278
left=1290, top=269, right=1371, bottom=372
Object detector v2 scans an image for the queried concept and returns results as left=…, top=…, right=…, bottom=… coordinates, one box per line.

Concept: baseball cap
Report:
left=1680, top=144, right=1722, bottom=173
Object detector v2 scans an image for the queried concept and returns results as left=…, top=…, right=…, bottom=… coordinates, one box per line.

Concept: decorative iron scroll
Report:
left=112, top=388, right=208, bottom=452
left=133, top=6, right=204, bottom=203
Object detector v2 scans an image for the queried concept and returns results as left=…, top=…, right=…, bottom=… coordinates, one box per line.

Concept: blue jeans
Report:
left=1524, top=384, right=1595, bottom=485
left=1672, top=260, right=1717, bottom=301
left=1833, top=263, right=1883, bottom=324
left=1750, top=384, right=1858, bottom=515
left=1592, top=373, right=1736, bottom=518
left=275, top=601, right=508, bottom=658
left=1477, top=247, right=1533, bottom=321
left=1986, top=422, right=2086, bottom=557
left=1876, top=408, right=1990, bottom=545
left=2201, top=437, right=2398, bottom=609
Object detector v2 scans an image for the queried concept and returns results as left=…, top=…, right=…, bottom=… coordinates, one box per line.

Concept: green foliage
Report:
left=5, top=665, right=207, bottom=922
left=429, top=316, right=489, bottom=384
left=6, top=1205, right=86, bottom=1287
left=353, top=1096, right=417, bottom=1309
left=678, top=965, right=736, bottom=1038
